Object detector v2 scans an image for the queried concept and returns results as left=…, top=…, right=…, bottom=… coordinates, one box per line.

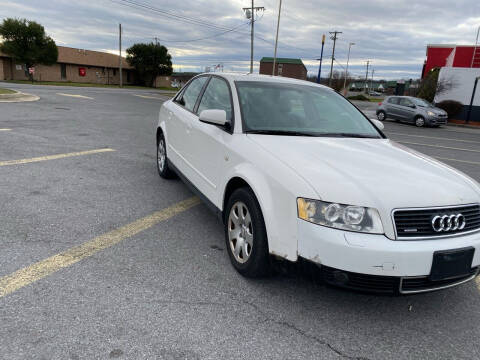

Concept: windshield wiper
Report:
left=246, top=129, right=317, bottom=136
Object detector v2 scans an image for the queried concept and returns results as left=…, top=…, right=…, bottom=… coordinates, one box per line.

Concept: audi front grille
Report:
left=393, top=204, right=480, bottom=240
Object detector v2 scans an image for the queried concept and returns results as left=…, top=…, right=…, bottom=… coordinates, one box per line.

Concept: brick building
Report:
left=0, top=46, right=135, bottom=85
left=259, top=57, right=307, bottom=80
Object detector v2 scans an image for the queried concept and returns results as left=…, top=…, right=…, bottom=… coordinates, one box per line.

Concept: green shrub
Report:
left=348, top=94, right=369, bottom=101
left=436, top=100, right=463, bottom=119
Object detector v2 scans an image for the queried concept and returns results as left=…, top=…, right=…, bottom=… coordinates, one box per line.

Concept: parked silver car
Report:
left=376, top=96, right=448, bottom=127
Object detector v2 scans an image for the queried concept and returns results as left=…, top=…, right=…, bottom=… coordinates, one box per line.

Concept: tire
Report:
left=224, top=187, right=270, bottom=277
left=157, top=132, right=175, bottom=179
left=377, top=110, right=386, bottom=121
left=415, top=116, right=425, bottom=127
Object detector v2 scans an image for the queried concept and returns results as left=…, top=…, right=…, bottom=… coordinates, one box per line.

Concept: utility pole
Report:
left=370, top=68, right=375, bottom=94
left=119, top=23, right=123, bottom=88
left=316, top=34, right=326, bottom=84
left=243, top=1, right=265, bottom=73
left=272, top=0, right=282, bottom=76
left=328, top=30, right=342, bottom=87
left=364, top=60, right=370, bottom=94
left=343, top=42, right=355, bottom=95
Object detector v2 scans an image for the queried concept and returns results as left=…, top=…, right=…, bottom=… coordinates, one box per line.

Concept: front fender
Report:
left=220, top=162, right=316, bottom=262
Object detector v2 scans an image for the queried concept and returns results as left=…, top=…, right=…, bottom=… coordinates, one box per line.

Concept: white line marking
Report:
left=56, top=93, right=93, bottom=100
left=0, top=129, right=11, bottom=131
left=434, top=157, right=480, bottom=166
left=398, top=141, right=480, bottom=154
left=387, top=132, right=480, bottom=144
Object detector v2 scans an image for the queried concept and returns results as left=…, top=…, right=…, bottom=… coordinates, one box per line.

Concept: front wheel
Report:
left=225, top=188, right=270, bottom=277
left=157, top=133, right=175, bottom=179
left=415, top=116, right=425, bottom=127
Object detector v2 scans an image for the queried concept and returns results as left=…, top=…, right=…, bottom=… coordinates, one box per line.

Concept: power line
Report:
left=155, top=21, right=250, bottom=43
left=109, top=0, right=240, bottom=31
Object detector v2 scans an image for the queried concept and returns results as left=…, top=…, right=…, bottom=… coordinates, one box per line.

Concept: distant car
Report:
left=369, top=91, right=382, bottom=96
left=156, top=73, right=480, bottom=294
left=376, top=96, right=448, bottom=127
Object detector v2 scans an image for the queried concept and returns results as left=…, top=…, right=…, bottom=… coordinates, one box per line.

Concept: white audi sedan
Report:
left=156, top=73, right=480, bottom=294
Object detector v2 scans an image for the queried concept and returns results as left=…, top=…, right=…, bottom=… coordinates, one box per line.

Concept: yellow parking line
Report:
left=388, top=132, right=480, bottom=144
left=0, top=148, right=114, bottom=167
left=134, top=94, right=163, bottom=100
left=0, top=128, right=11, bottom=131
left=57, top=93, right=93, bottom=100
left=398, top=141, right=480, bottom=154
left=0, top=196, right=200, bottom=298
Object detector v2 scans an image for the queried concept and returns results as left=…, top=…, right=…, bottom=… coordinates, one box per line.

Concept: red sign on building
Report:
left=79, top=67, right=86, bottom=77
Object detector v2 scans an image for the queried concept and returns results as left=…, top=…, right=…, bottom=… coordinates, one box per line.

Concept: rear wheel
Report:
left=377, top=110, right=386, bottom=121
left=225, top=187, right=270, bottom=277
left=157, top=132, right=175, bottom=179
left=415, top=116, right=425, bottom=127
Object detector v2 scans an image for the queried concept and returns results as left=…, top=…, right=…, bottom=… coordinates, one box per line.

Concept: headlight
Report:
left=297, top=198, right=384, bottom=234
left=427, top=111, right=435, bottom=116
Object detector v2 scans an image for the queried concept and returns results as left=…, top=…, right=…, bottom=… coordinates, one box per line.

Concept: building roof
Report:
left=0, top=46, right=132, bottom=69
left=260, top=57, right=304, bottom=65
left=427, top=44, right=477, bottom=48
left=57, top=46, right=132, bottom=68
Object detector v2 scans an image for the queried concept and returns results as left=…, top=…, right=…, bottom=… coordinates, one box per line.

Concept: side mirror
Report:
left=371, top=119, right=385, bottom=130
left=199, top=109, right=228, bottom=126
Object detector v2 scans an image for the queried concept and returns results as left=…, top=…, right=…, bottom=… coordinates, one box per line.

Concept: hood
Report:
left=248, top=135, right=480, bottom=212
left=431, top=106, right=448, bottom=115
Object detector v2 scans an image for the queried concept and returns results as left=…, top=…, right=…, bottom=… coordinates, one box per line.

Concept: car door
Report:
left=385, top=97, right=401, bottom=119
left=166, top=76, right=208, bottom=174
left=397, top=98, right=416, bottom=123
left=187, top=76, right=234, bottom=203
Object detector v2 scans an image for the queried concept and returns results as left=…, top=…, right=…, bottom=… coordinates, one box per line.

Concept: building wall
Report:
left=259, top=62, right=307, bottom=80
left=0, top=57, right=134, bottom=85
left=434, top=67, right=480, bottom=121
left=423, top=46, right=478, bottom=77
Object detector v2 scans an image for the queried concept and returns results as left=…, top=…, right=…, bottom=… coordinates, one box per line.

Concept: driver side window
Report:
left=197, top=77, right=233, bottom=121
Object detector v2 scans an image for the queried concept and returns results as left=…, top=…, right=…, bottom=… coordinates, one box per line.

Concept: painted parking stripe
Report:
left=0, top=128, right=11, bottom=131
left=398, top=141, right=480, bottom=154
left=0, top=148, right=114, bottom=167
left=0, top=196, right=200, bottom=298
left=134, top=94, right=164, bottom=100
left=57, top=93, right=93, bottom=100
left=434, top=157, right=480, bottom=166
left=387, top=132, right=480, bottom=144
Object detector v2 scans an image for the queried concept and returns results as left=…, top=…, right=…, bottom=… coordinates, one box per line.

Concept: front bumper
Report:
left=426, top=115, right=448, bottom=125
left=297, top=220, right=480, bottom=293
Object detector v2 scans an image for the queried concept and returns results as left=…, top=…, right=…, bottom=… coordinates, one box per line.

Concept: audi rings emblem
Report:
left=431, top=214, right=466, bottom=232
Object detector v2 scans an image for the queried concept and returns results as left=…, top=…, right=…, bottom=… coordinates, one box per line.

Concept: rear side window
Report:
left=197, top=77, right=233, bottom=120
left=180, top=77, right=208, bottom=112
left=399, top=98, right=413, bottom=107
left=388, top=97, right=399, bottom=104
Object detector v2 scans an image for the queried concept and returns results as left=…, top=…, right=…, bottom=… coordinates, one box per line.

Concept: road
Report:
left=1, top=82, right=480, bottom=360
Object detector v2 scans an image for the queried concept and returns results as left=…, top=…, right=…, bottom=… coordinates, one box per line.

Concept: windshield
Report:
left=235, top=81, right=382, bottom=138
left=412, top=98, right=432, bottom=107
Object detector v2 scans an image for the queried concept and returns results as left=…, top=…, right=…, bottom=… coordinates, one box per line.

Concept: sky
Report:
left=1, top=0, right=479, bottom=80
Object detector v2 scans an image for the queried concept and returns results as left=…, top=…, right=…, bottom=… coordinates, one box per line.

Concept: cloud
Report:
left=1, top=0, right=479, bottom=79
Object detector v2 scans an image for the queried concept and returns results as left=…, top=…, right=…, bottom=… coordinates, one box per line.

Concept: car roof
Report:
left=196, top=72, right=333, bottom=90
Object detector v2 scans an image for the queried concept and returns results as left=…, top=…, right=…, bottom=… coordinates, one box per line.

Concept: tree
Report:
left=126, top=42, right=173, bottom=87
left=0, top=18, right=58, bottom=79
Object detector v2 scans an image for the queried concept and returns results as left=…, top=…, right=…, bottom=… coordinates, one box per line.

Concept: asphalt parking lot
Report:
left=1, top=82, right=480, bottom=360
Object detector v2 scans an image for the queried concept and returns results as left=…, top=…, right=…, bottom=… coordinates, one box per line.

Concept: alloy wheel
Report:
left=157, top=138, right=166, bottom=172
left=228, top=201, right=253, bottom=264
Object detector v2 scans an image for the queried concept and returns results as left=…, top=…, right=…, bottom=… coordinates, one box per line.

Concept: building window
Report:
left=278, top=63, right=283, bottom=75
left=113, top=69, right=117, bottom=76
left=60, top=64, right=67, bottom=79
left=127, top=71, right=131, bottom=83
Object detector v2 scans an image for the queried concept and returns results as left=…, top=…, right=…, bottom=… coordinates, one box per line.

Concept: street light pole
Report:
left=466, top=76, right=480, bottom=124
left=316, top=34, right=326, bottom=84
left=343, top=42, right=355, bottom=95
left=272, top=0, right=283, bottom=76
